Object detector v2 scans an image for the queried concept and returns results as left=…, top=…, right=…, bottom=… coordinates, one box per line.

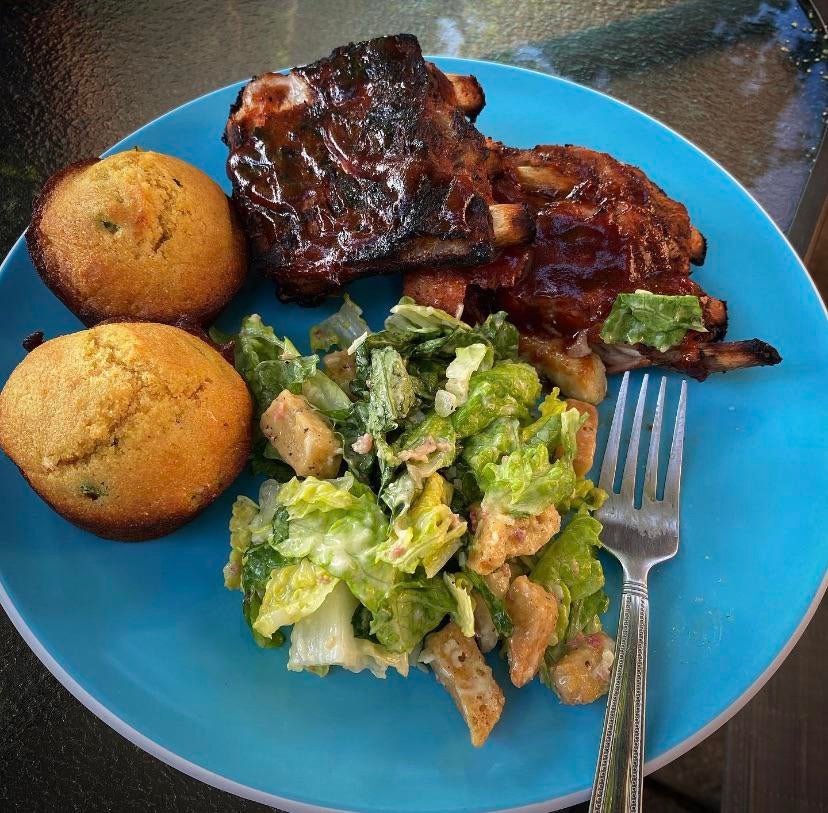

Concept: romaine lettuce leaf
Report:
left=309, top=295, right=370, bottom=352
left=452, top=361, right=541, bottom=437
left=443, top=572, right=475, bottom=637
left=239, top=543, right=295, bottom=649
left=253, top=559, right=339, bottom=638
left=370, top=576, right=456, bottom=653
left=288, top=582, right=409, bottom=678
left=479, top=445, right=577, bottom=517
left=275, top=474, right=396, bottom=611
left=600, top=289, right=707, bottom=352
left=457, top=569, right=514, bottom=638
left=384, top=297, right=467, bottom=336
left=394, top=412, right=457, bottom=485
left=522, top=390, right=586, bottom=462
left=435, top=343, right=492, bottom=417
left=531, top=510, right=605, bottom=601
left=376, top=474, right=466, bottom=577
left=367, top=346, right=416, bottom=482
left=461, top=417, right=520, bottom=482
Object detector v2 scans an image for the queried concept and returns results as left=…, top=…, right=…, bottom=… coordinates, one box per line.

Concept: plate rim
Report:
left=1, top=54, right=827, bottom=813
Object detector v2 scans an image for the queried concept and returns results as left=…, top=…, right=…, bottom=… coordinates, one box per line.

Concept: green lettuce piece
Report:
left=395, top=412, right=457, bottom=484
left=531, top=510, right=605, bottom=601
left=434, top=343, right=492, bottom=417
left=253, top=559, right=339, bottom=638
left=461, top=417, right=520, bottom=482
left=288, top=583, right=408, bottom=678
left=458, top=569, right=514, bottom=638
left=384, top=297, right=466, bottom=336
left=300, top=371, right=354, bottom=421
left=367, top=346, right=416, bottom=481
left=452, top=361, right=541, bottom=438
left=370, top=576, right=456, bottom=653
left=338, top=401, right=375, bottom=483
left=600, top=289, right=707, bottom=352
left=473, top=311, right=519, bottom=360
left=223, top=496, right=260, bottom=589
left=407, top=357, right=445, bottom=402
left=443, top=572, right=475, bottom=637
left=239, top=543, right=294, bottom=649
left=309, top=295, right=370, bottom=352
left=522, top=390, right=586, bottom=462
left=479, top=445, right=577, bottom=517
left=376, top=474, right=466, bottom=577
left=274, top=475, right=396, bottom=612
left=558, top=478, right=608, bottom=514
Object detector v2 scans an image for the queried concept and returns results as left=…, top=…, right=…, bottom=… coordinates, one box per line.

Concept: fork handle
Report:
left=589, top=580, right=649, bottom=813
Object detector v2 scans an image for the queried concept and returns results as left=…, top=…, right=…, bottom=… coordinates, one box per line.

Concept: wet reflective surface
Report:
left=0, top=0, right=826, bottom=257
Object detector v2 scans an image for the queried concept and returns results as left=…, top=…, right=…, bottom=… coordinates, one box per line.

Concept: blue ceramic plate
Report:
left=1, top=58, right=827, bottom=813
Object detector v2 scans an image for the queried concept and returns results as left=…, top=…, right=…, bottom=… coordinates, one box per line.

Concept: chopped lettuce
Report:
left=370, top=575, right=456, bottom=653
left=310, top=295, right=370, bottom=352
left=522, top=390, right=586, bottom=462
left=443, top=572, right=475, bottom=637
left=435, top=343, right=492, bottom=417
left=376, top=474, right=466, bottom=577
left=385, top=297, right=467, bottom=336
left=253, top=559, right=339, bottom=638
left=274, top=475, right=396, bottom=611
left=479, top=444, right=577, bottom=517
left=367, top=346, right=416, bottom=482
left=600, top=289, right=707, bottom=352
left=531, top=509, right=605, bottom=601
left=452, top=361, right=541, bottom=437
left=461, top=418, right=521, bottom=483
left=394, top=412, right=457, bottom=485
left=457, top=569, right=513, bottom=638
left=288, top=583, right=408, bottom=678
left=223, top=301, right=613, bottom=694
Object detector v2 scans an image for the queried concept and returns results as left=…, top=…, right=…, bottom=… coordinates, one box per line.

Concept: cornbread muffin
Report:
left=0, top=323, right=252, bottom=540
left=27, top=150, right=247, bottom=326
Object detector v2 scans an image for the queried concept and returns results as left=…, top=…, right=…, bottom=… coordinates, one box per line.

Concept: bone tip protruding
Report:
left=446, top=73, right=486, bottom=119
left=689, top=227, right=707, bottom=265
left=490, top=203, right=534, bottom=247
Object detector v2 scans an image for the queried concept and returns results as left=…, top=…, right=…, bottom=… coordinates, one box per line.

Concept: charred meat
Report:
left=405, top=143, right=780, bottom=380
left=225, top=34, right=524, bottom=303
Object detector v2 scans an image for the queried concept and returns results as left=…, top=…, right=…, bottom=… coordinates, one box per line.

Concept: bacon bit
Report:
left=398, top=437, right=452, bottom=462
left=351, top=433, right=373, bottom=454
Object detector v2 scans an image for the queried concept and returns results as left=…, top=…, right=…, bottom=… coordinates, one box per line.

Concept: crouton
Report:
left=519, top=333, right=607, bottom=405
left=423, top=622, right=505, bottom=747
left=260, top=390, right=342, bottom=478
left=564, top=399, right=598, bottom=477
left=504, top=576, right=559, bottom=687
left=482, top=563, right=512, bottom=598
left=552, top=631, right=615, bottom=704
left=468, top=505, right=561, bottom=575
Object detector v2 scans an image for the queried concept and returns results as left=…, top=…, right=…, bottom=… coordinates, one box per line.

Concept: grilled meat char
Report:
left=224, top=34, right=502, bottom=304
left=405, top=144, right=781, bottom=380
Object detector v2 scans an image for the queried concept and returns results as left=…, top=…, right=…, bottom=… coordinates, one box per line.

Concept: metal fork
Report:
left=588, top=371, right=687, bottom=813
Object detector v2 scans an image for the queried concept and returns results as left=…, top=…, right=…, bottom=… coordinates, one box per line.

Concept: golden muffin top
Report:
left=0, top=322, right=252, bottom=539
left=28, top=150, right=246, bottom=325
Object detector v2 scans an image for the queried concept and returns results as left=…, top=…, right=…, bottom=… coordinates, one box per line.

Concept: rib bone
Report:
left=490, top=203, right=534, bottom=247
left=445, top=73, right=486, bottom=119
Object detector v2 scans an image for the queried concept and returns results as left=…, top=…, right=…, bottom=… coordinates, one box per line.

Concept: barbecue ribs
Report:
left=225, top=34, right=780, bottom=382
left=224, top=34, right=529, bottom=303
left=404, top=143, right=781, bottom=380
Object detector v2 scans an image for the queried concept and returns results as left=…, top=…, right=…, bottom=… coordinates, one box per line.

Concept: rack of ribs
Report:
left=225, top=34, right=780, bottom=383
left=224, top=34, right=530, bottom=304
left=404, top=142, right=781, bottom=382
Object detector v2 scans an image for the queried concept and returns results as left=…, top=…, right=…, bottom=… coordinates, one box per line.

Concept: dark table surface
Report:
left=1, top=2, right=827, bottom=811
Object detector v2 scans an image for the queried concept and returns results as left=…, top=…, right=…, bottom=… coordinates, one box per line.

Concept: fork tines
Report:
left=598, top=372, right=687, bottom=507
